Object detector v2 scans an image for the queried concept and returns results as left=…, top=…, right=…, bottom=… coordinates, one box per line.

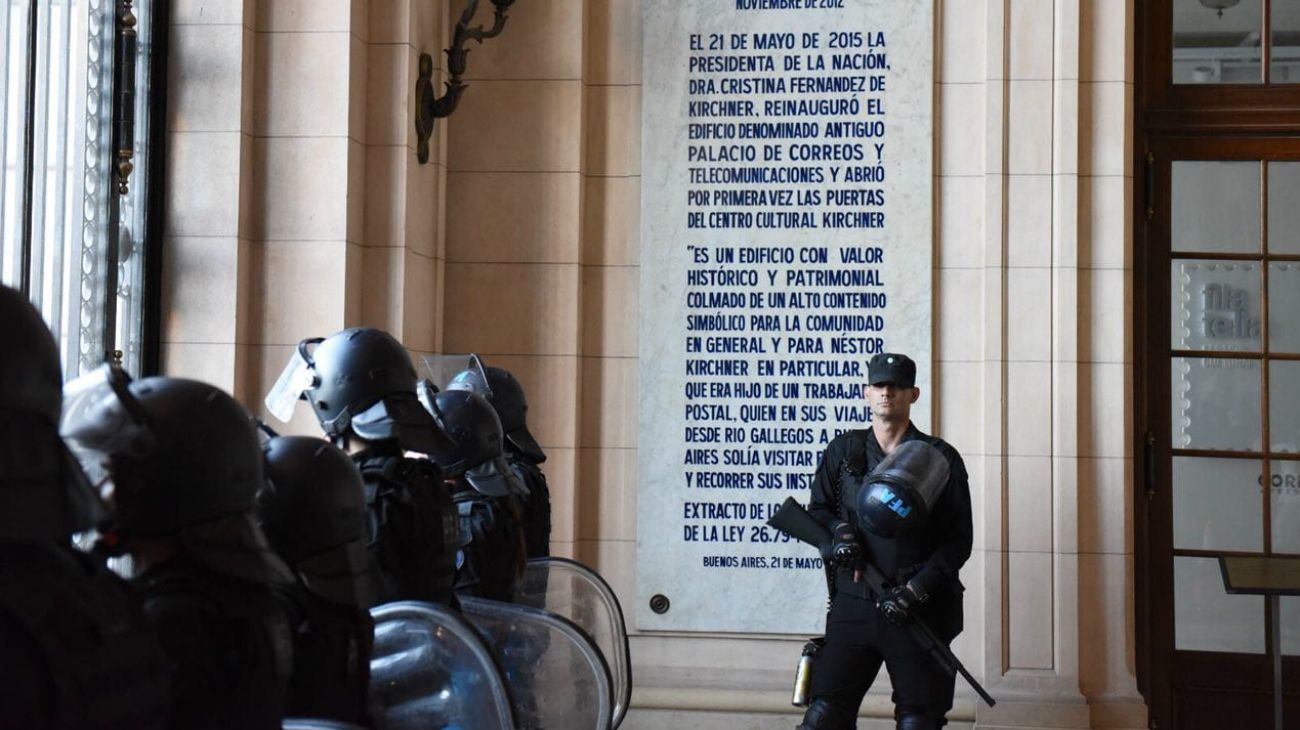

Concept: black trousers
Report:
left=809, top=592, right=958, bottom=725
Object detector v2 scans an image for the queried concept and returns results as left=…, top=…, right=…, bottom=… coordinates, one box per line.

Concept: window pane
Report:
left=1270, top=361, right=1300, bottom=454
left=1170, top=260, right=1261, bottom=352
left=1268, top=264, right=1300, bottom=353
left=1268, top=163, right=1300, bottom=254
left=1173, top=0, right=1263, bottom=84
left=1271, top=460, right=1300, bottom=554
left=1171, top=161, right=1261, bottom=254
left=1173, top=457, right=1263, bottom=552
left=1271, top=2, right=1300, bottom=83
left=1172, top=357, right=1261, bottom=451
left=1175, top=556, right=1264, bottom=653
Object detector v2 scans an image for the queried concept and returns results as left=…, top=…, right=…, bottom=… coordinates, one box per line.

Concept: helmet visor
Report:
left=422, top=353, right=492, bottom=398
left=60, top=364, right=156, bottom=479
left=264, top=346, right=317, bottom=423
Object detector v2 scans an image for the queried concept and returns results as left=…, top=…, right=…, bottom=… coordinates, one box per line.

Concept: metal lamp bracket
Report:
left=415, top=0, right=515, bottom=164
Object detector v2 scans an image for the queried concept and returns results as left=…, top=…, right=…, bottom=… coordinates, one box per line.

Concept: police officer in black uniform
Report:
left=799, top=353, right=973, bottom=730
left=62, top=372, right=296, bottom=730
left=0, top=285, right=170, bottom=729
left=421, top=386, right=527, bottom=601
left=288, top=327, right=461, bottom=605
left=448, top=364, right=551, bottom=559
left=260, top=435, right=379, bottom=723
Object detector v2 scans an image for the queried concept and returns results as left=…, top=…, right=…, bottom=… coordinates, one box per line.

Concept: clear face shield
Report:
left=60, top=363, right=156, bottom=488
left=264, top=339, right=324, bottom=423
left=421, top=353, right=493, bottom=399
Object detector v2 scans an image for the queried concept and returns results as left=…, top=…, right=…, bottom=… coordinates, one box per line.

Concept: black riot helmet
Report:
left=421, top=388, right=521, bottom=497
left=259, top=436, right=379, bottom=606
left=63, top=373, right=264, bottom=538
left=854, top=440, right=951, bottom=538
left=0, top=285, right=107, bottom=540
left=266, top=328, right=450, bottom=456
left=448, top=365, right=546, bottom=464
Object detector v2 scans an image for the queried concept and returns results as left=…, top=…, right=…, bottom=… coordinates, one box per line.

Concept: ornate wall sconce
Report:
left=414, top=0, right=516, bottom=164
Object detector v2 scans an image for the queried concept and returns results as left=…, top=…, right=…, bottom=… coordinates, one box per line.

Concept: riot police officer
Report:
left=260, top=435, right=378, bottom=723
left=448, top=364, right=551, bottom=558
left=420, top=387, right=527, bottom=602
left=269, top=328, right=460, bottom=605
left=800, top=353, right=973, bottom=730
left=0, top=285, right=170, bottom=729
left=62, top=371, right=296, bottom=730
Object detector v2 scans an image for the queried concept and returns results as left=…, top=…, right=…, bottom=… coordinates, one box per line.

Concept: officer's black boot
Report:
left=797, top=698, right=856, bottom=730
left=896, top=710, right=939, bottom=730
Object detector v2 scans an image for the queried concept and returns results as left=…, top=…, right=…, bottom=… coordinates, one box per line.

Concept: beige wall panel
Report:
left=1008, top=551, right=1055, bottom=669
left=253, top=240, right=350, bottom=345
left=446, top=172, right=581, bottom=263
left=585, top=0, right=642, bottom=85
left=1007, top=267, right=1053, bottom=362
left=585, top=84, right=641, bottom=177
left=370, top=0, right=412, bottom=44
left=937, top=268, right=984, bottom=362
left=1008, top=80, right=1053, bottom=175
left=1052, top=357, right=1080, bottom=453
left=1080, top=268, right=1130, bottom=363
left=168, top=24, right=246, bottom=132
left=1080, top=175, right=1132, bottom=270
left=400, top=250, right=439, bottom=352
left=443, top=263, right=579, bottom=354
left=545, top=445, right=577, bottom=545
left=934, top=360, right=986, bottom=458
left=576, top=538, right=635, bottom=627
left=251, top=137, right=352, bottom=241
left=348, top=34, right=369, bottom=144
left=1080, top=0, right=1131, bottom=83
left=255, top=0, right=353, bottom=33
left=161, top=237, right=245, bottom=344
left=360, top=245, right=405, bottom=335
left=1053, top=453, right=1080, bottom=554
left=1079, top=81, right=1130, bottom=177
left=1078, top=456, right=1132, bottom=555
left=581, top=266, right=637, bottom=358
left=939, top=0, right=986, bottom=84
left=364, top=146, right=411, bottom=249
left=938, top=83, right=984, bottom=176
left=1078, top=362, right=1130, bottom=459
left=1007, top=361, right=1053, bottom=457
left=161, top=342, right=244, bottom=395
left=447, top=81, right=583, bottom=172
left=1008, top=455, right=1055, bottom=553
left=582, top=176, right=640, bottom=266
left=1009, top=0, right=1054, bottom=80
left=1053, top=80, right=1080, bottom=176
left=165, top=132, right=244, bottom=237
left=461, top=0, right=582, bottom=81
left=580, top=356, right=637, bottom=450
left=1078, top=553, right=1138, bottom=697
left=937, top=176, right=983, bottom=269
left=366, top=43, right=415, bottom=148
left=252, top=31, right=352, bottom=137
left=348, top=140, right=366, bottom=245
left=577, top=446, right=636, bottom=541
left=1006, top=175, right=1052, bottom=267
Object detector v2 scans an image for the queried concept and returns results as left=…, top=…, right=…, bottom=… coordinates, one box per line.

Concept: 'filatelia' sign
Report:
left=637, top=0, right=934, bottom=633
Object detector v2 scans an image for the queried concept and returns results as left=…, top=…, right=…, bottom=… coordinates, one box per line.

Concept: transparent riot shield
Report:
left=282, top=720, right=369, bottom=730
left=459, top=596, right=614, bottom=730
left=369, top=601, right=516, bottom=730
left=515, top=557, right=632, bottom=728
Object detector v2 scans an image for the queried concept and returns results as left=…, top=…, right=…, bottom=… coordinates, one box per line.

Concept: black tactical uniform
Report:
left=62, top=373, right=297, bottom=730
left=0, top=285, right=170, bottom=729
left=508, top=455, right=552, bottom=559
left=272, top=328, right=461, bottom=607
left=805, top=424, right=973, bottom=729
left=260, top=436, right=377, bottom=722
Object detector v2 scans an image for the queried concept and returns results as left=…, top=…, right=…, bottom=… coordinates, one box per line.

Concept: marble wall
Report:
left=160, top=1, right=1145, bottom=727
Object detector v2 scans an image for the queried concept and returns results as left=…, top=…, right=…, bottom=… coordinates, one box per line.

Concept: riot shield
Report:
left=515, top=557, right=632, bottom=728
left=459, top=596, right=614, bottom=730
left=369, top=601, right=516, bottom=730
left=282, top=721, right=369, bottom=730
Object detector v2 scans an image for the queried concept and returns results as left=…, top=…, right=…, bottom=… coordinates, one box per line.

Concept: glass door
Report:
left=1142, top=139, right=1300, bottom=728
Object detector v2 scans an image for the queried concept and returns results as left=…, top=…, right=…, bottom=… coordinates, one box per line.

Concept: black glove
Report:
left=830, top=522, right=861, bottom=566
left=876, top=581, right=926, bottom=627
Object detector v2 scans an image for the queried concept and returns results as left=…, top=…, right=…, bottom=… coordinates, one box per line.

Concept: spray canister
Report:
left=791, top=637, right=824, bottom=707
